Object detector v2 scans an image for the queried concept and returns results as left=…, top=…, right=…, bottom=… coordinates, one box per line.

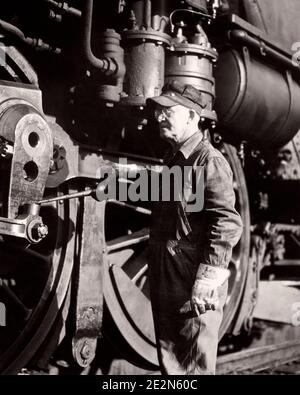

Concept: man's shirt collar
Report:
left=164, top=131, right=205, bottom=165
left=178, top=131, right=204, bottom=159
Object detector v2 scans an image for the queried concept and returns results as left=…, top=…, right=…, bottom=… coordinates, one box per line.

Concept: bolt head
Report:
left=80, top=344, right=91, bottom=359
left=38, top=224, right=48, bottom=238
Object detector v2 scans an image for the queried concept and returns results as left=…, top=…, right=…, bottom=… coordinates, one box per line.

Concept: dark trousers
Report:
left=148, top=240, right=228, bottom=375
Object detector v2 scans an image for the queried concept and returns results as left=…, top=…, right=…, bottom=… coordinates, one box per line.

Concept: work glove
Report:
left=190, top=264, right=229, bottom=316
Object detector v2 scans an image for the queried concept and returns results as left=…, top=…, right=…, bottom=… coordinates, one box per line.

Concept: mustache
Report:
left=159, top=121, right=170, bottom=128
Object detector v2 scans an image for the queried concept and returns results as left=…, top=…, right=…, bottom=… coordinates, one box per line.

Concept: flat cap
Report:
left=147, top=80, right=207, bottom=116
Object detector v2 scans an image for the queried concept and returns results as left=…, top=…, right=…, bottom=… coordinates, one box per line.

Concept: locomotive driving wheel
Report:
left=0, top=187, right=77, bottom=374
left=219, top=143, right=250, bottom=337
left=0, top=44, right=78, bottom=374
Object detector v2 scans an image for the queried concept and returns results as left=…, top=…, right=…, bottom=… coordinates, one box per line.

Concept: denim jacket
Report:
left=150, top=132, right=243, bottom=275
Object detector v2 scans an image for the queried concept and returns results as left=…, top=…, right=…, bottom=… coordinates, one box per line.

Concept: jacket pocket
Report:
left=167, top=241, right=200, bottom=284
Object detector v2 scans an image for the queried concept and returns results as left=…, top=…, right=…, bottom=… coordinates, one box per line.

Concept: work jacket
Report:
left=149, top=132, right=243, bottom=275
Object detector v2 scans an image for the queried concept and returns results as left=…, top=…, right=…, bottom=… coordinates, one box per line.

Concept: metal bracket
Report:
left=0, top=203, right=47, bottom=244
left=72, top=197, right=106, bottom=368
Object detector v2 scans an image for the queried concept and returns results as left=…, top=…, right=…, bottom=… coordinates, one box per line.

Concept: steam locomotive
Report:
left=0, top=0, right=299, bottom=374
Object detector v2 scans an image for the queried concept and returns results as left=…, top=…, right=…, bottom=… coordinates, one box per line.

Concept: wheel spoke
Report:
left=0, top=240, right=50, bottom=264
left=106, top=228, right=149, bottom=253
left=107, top=199, right=151, bottom=215
left=0, top=279, right=32, bottom=320
left=108, top=249, right=135, bottom=267
left=16, top=247, right=51, bottom=264
left=131, top=264, right=148, bottom=283
left=291, top=234, right=300, bottom=248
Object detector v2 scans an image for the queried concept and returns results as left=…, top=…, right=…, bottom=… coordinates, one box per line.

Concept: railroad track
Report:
left=217, top=340, right=300, bottom=374
left=17, top=322, right=300, bottom=375
left=19, top=341, right=300, bottom=375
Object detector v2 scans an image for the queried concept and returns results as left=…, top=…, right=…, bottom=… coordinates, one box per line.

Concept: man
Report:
left=147, top=80, right=243, bottom=375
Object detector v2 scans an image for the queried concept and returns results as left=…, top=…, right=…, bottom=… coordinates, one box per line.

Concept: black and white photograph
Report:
left=0, top=0, right=300, bottom=380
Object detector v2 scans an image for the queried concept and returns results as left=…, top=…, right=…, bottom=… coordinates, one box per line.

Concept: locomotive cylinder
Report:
left=214, top=48, right=300, bottom=147
left=165, top=34, right=218, bottom=122
left=122, top=30, right=171, bottom=106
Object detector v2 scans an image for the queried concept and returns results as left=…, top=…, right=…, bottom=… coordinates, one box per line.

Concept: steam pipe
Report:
left=144, top=0, right=152, bottom=29
left=0, top=19, right=61, bottom=54
left=0, top=19, right=34, bottom=45
left=82, top=0, right=117, bottom=74
left=229, top=29, right=300, bottom=73
left=43, top=0, right=82, bottom=18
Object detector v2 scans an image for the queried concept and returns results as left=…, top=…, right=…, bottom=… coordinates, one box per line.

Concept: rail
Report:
left=217, top=340, right=300, bottom=374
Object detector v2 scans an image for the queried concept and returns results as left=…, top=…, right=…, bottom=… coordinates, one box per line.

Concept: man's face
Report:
left=154, top=104, right=192, bottom=145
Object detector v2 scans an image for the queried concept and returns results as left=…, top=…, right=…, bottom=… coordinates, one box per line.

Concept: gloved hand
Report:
left=191, top=279, right=219, bottom=315
left=190, top=264, right=230, bottom=316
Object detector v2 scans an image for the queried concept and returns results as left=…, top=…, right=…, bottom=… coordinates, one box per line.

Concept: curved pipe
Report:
left=43, top=0, right=82, bottom=18
left=82, top=0, right=117, bottom=74
left=0, top=19, right=61, bottom=54
left=0, top=19, right=34, bottom=46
